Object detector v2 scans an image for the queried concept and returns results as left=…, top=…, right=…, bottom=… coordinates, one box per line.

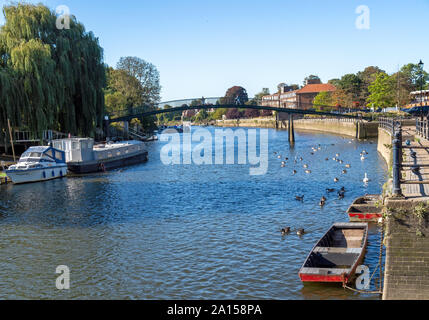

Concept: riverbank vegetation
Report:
left=105, top=56, right=161, bottom=134
left=0, top=3, right=106, bottom=137
left=0, top=3, right=161, bottom=139
left=320, top=64, right=429, bottom=110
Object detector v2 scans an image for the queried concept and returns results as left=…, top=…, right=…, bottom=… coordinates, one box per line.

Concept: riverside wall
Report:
left=377, top=127, right=429, bottom=300
left=215, top=118, right=379, bottom=139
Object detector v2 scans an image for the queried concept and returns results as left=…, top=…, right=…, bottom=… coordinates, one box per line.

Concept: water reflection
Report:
left=0, top=127, right=387, bottom=299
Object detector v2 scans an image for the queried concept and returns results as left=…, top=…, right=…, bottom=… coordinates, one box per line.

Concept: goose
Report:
left=297, top=229, right=306, bottom=236
left=299, top=157, right=304, bottom=161
left=321, top=196, right=327, bottom=202
left=292, top=170, right=297, bottom=175
left=334, top=178, right=339, bottom=183
left=295, top=195, right=304, bottom=202
left=363, top=173, right=370, bottom=183
left=336, top=153, right=340, bottom=157
left=339, top=160, right=344, bottom=164
left=281, top=164, right=286, bottom=168
left=305, top=170, right=312, bottom=174
left=342, top=170, right=348, bottom=174
left=319, top=200, right=326, bottom=207
left=340, top=187, right=346, bottom=193
left=303, top=164, right=309, bottom=169
left=278, top=155, right=282, bottom=159
left=326, top=188, right=335, bottom=193
left=338, top=192, right=345, bottom=200
left=325, top=158, right=330, bottom=161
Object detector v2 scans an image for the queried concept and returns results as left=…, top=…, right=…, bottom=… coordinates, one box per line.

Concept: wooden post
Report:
left=7, top=119, right=16, bottom=162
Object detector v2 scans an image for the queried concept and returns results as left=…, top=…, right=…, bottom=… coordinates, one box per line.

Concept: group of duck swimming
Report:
left=280, top=227, right=306, bottom=237
left=276, top=143, right=373, bottom=238
left=294, top=186, right=347, bottom=206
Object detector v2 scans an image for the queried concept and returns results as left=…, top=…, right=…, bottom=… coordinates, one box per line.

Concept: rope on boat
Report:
left=342, top=220, right=385, bottom=296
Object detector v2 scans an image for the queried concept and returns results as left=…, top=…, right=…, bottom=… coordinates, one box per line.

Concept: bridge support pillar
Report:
left=288, top=114, right=295, bottom=144
left=123, top=121, right=129, bottom=140
left=103, top=117, right=110, bottom=141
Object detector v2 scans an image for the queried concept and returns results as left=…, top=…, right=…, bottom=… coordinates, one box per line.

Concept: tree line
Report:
left=0, top=3, right=161, bottom=138
left=314, top=65, right=428, bottom=111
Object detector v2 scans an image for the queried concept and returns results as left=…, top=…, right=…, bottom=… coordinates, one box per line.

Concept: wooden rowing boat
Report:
left=299, top=223, right=368, bottom=284
left=347, top=195, right=382, bottom=222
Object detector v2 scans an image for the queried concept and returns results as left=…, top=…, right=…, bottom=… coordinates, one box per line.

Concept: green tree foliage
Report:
left=0, top=3, right=106, bottom=136
left=367, top=72, right=396, bottom=109
left=195, top=109, right=208, bottom=122
left=116, top=56, right=161, bottom=105
left=313, top=91, right=334, bottom=111
left=211, top=108, right=227, bottom=120
left=105, top=56, right=161, bottom=133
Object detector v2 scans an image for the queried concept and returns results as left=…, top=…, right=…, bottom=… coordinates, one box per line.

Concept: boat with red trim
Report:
left=347, top=195, right=382, bottom=222
left=299, top=223, right=368, bottom=284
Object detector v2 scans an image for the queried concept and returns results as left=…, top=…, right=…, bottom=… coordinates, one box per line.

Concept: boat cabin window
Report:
left=72, top=141, right=80, bottom=150
left=29, top=152, right=42, bottom=158
left=45, top=150, right=54, bottom=158
left=41, top=155, right=55, bottom=163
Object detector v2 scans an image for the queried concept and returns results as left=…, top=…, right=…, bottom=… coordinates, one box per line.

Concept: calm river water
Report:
left=0, top=127, right=388, bottom=300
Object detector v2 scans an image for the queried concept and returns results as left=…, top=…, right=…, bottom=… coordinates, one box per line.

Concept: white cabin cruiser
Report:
left=6, top=146, right=67, bottom=184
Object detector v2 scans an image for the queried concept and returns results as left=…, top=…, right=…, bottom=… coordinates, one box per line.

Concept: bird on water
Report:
left=281, top=227, right=291, bottom=236
left=295, top=195, right=304, bottom=202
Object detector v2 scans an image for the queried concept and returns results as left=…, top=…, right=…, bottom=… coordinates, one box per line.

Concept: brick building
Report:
left=261, top=80, right=336, bottom=110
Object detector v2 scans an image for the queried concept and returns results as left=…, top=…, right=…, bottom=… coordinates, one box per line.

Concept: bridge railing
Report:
left=297, top=116, right=358, bottom=123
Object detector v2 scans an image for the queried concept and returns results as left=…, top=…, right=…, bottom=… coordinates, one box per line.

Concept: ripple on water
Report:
left=0, top=128, right=387, bottom=299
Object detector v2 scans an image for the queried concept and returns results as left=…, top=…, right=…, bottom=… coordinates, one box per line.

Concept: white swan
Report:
left=363, top=173, right=370, bottom=183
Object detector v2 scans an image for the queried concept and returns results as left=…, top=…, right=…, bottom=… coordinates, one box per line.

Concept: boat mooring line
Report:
left=342, top=221, right=385, bottom=296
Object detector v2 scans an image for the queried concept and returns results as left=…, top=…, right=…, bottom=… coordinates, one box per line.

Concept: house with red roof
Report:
left=261, top=80, right=336, bottom=110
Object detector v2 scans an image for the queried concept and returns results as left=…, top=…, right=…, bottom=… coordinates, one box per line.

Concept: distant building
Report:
left=296, top=83, right=337, bottom=110
left=182, top=109, right=198, bottom=118
left=261, top=82, right=336, bottom=110
left=406, top=90, right=429, bottom=108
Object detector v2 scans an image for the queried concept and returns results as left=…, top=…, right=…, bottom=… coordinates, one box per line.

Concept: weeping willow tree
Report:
left=0, top=3, right=106, bottom=137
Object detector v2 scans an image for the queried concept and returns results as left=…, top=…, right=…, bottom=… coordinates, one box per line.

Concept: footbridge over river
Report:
left=106, top=97, right=370, bottom=143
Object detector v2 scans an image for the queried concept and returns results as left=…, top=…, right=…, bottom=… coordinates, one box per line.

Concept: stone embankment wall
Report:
left=216, top=118, right=378, bottom=139
left=378, top=125, right=429, bottom=300
left=383, top=200, right=429, bottom=300
left=377, top=127, right=393, bottom=167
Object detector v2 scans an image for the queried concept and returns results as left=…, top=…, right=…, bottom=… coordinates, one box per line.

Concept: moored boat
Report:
left=5, top=146, right=67, bottom=184
left=347, top=195, right=382, bottom=222
left=299, top=223, right=368, bottom=284
left=52, top=138, right=148, bottom=174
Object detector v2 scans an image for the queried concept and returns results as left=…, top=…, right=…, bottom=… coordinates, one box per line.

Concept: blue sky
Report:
left=1, top=0, right=429, bottom=101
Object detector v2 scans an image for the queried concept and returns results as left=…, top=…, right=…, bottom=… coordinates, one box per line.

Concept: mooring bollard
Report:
left=392, top=131, right=403, bottom=197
